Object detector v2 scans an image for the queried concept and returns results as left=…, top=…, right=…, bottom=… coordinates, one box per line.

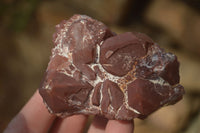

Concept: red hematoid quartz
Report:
left=39, top=15, right=184, bottom=120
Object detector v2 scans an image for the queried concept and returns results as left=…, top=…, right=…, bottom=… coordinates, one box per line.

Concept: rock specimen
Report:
left=39, top=14, right=184, bottom=120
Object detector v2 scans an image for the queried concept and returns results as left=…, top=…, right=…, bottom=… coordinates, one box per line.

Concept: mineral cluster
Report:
left=39, top=14, right=184, bottom=120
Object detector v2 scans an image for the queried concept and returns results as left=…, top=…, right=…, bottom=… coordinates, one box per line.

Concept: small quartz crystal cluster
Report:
left=39, top=14, right=184, bottom=120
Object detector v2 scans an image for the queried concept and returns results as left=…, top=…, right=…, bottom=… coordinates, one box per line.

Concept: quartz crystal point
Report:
left=39, top=14, right=184, bottom=120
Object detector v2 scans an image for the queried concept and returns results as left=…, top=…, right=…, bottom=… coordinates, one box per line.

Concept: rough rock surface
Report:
left=39, top=14, right=184, bottom=120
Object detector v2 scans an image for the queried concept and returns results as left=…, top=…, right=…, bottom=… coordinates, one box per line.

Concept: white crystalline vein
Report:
left=99, top=83, right=103, bottom=109
left=108, top=87, right=112, bottom=102
left=96, top=44, right=100, bottom=63
left=149, top=77, right=170, bottom=86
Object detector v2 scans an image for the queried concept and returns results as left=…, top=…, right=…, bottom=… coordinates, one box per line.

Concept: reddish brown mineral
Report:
left=39, top=14, right=184, bottom=120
